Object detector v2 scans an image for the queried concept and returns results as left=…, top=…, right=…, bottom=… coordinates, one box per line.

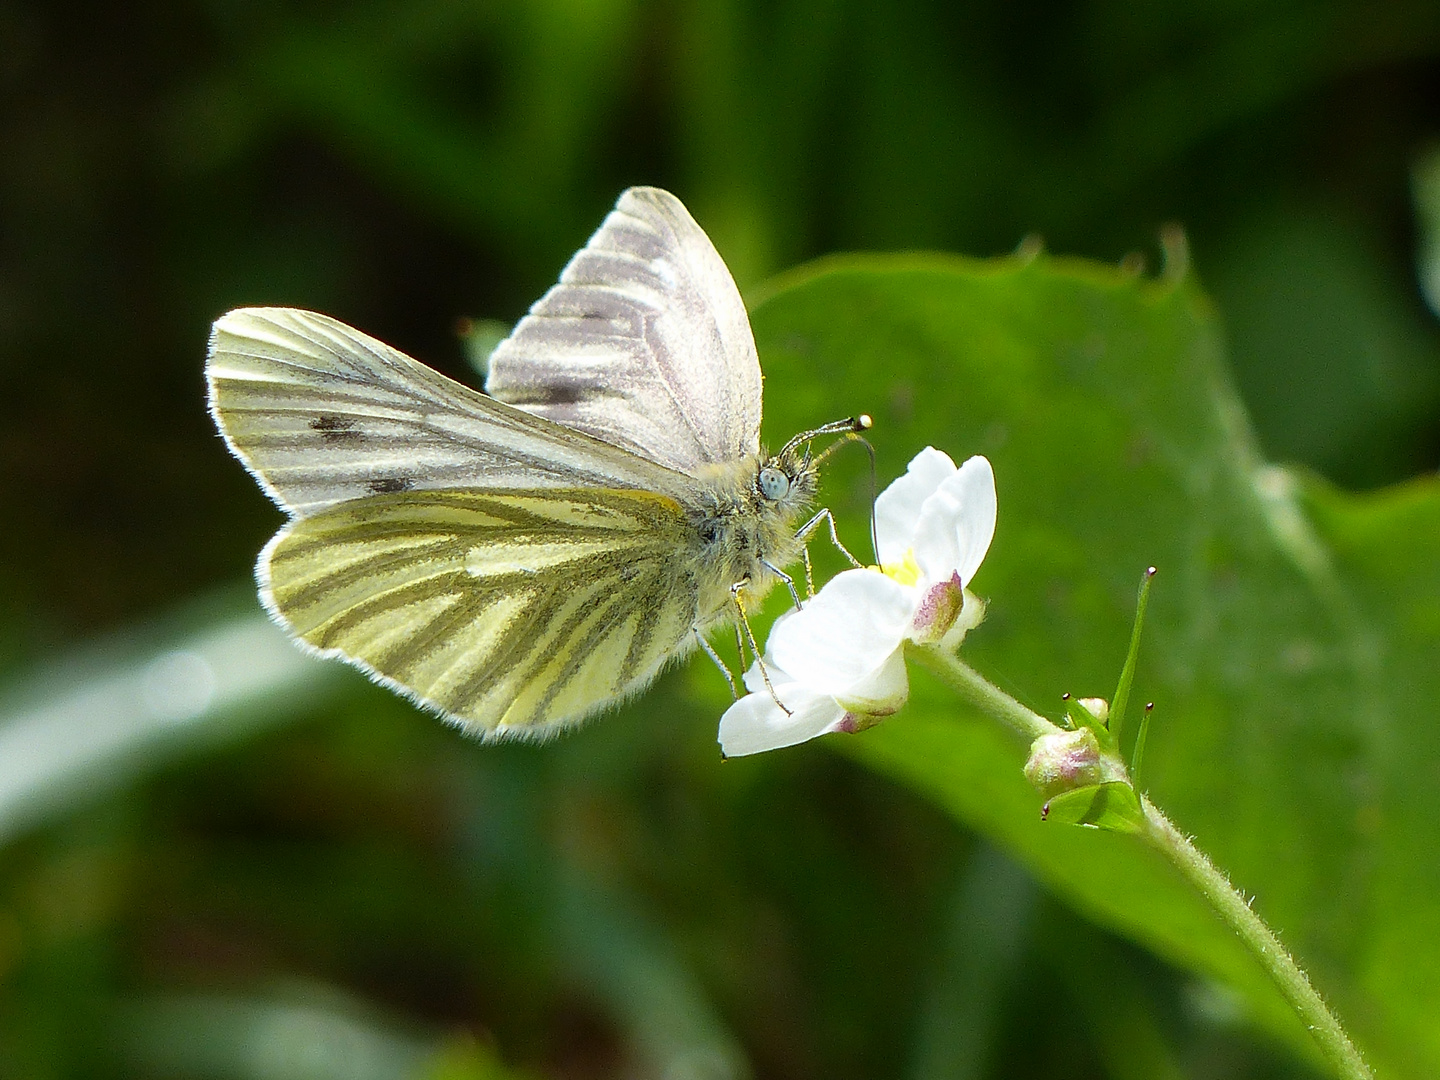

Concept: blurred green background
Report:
left=2, top=1, right=1440, bottom=1077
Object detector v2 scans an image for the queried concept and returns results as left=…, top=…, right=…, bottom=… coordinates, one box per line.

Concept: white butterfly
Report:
left=207, top=187, right=866, bottom=738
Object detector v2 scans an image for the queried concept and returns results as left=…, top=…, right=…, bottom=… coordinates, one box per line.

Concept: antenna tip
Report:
left=1144, top=702, right=1154, bottom=712
left=855, top=414, right=873, bottom=431
left=1145, top=566, right=1158, bottom=577
left=1061, top=692, right=1071, bottom=701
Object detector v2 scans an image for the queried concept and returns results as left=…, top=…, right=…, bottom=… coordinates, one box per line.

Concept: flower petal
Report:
left=938, top=588, right=987, bottom=650
left=913, top=455, right=996, bottom=589
left=718, top=683, right=848, bottom=757
left=833, top=645, right=909, bottom=715
left=873, top=447, right=957, bottom=566
left=909, top=572, right=965, bottom=643
left=768, top=569, right=913, bottom=694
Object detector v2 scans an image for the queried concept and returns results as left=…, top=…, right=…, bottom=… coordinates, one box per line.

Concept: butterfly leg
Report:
left=760, top=558, right=804, bottom=610
left=730, top=580, right=792, bottom=716
left=694, top=628, right=741, bottom=701
left=794, top=508, right=864, bottom=570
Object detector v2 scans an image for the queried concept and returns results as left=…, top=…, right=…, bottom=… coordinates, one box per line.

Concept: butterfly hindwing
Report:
left=485, top=187, right=764, bottom=474
left=260, top=487, right=700, bottom=735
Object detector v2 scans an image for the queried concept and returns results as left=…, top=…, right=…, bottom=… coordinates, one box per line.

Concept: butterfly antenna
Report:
left=780, top=414, right=873, bottom=463
left=792, top=415, right=878, bottom=562
left=861, top=436, right=878, bottom=563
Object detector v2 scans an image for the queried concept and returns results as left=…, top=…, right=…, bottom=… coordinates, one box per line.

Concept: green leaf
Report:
left=750, top=253, right=1440, bottom=1078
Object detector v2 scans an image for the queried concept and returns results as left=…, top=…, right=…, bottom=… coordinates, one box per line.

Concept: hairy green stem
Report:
left=1136, top=796, right=1372, bottom=1080
left=908, top=643, right=1372, bottom=1080
left=906, top=643, right=1061, bottom=742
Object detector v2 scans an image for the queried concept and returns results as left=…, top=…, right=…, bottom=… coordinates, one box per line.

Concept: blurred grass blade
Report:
left=1412, top=146, right=1440, bottom=320
left=0, top=593, right=338, bottom=845
left=554, top=864, right=751, bottom=1080
left=1057, top=918, right=1187, bottom=1080
left=454, top=753, right=750, bottom=1080
left=111, top=983, right=531, bottom=1080
left=909, top=845, right=1037, bottom=1080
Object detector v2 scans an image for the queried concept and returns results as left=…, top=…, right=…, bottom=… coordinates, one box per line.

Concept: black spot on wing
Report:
left=499, top=381, right=594, bottom=406
left=311, top=415, right=361, bottom=442
left=367, top=477, right=414, bottom=495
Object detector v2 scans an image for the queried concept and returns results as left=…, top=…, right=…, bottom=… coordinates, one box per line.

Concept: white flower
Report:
left=719, top=449, right=997, bottom=757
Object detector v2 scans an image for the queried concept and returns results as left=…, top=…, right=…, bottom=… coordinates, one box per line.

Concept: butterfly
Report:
left=207, top=186, right=867, bottom=739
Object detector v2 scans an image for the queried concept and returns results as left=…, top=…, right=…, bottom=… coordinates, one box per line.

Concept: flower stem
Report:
left=909, top=644, right=1372, bottom=1080
left=1136, top=796, right=1372, bottom=1080
left=906, top=644, right=1061, bottom=742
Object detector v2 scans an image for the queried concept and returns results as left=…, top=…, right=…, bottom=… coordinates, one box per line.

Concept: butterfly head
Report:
left=756, top=414, right=873, bottom=511
left=755, top=452, right=817, bottom=514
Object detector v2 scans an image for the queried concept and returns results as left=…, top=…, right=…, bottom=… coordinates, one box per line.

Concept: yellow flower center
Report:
left=876, top=548, right=922, bottom=587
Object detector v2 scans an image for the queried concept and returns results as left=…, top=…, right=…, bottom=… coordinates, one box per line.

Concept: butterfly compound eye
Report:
left=758, top=466, right=790, bottom=501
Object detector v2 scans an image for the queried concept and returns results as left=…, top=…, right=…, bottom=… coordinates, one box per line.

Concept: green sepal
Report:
left=1129, top=702, right=1154, bottom=789
left=1109, top=567, right=1155, bottom=748
left=1065, top=695, right=1114, bottom=748
left=1041, top=781, right=1144, bottom=834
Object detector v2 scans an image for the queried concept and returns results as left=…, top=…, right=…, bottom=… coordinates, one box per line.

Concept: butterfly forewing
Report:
left=261, top=488, right=700, bottom=735
left=208, top=307, right=689, bottom=518
left=486, top=187, right=763, bottom=474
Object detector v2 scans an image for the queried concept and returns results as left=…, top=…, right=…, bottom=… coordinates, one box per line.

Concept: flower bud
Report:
left=1024, top=728, right=1103, bottom=799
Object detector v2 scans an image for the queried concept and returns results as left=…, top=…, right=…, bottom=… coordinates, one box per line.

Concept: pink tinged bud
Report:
left=829, top=712, right=886, bottom=735
left=827, top=704, right=895, bottom=738
left=1023, top=728, right=1104, bottom=799
left=910, top=571, right=965, bottom=643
